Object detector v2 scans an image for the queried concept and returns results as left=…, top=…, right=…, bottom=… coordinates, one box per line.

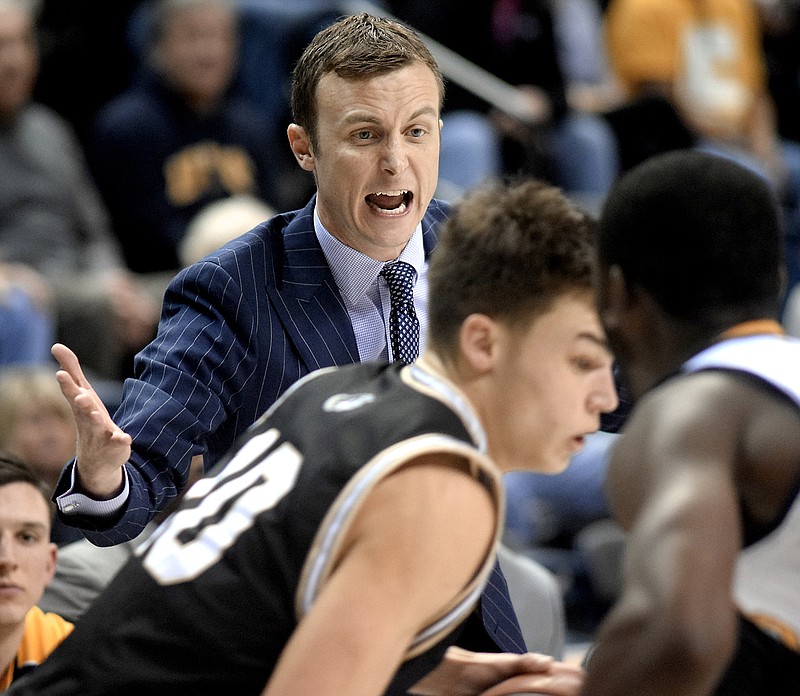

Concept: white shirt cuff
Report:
left=55, top=461, right=131, bottom=517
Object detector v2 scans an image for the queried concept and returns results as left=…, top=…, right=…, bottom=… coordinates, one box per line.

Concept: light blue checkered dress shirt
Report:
left=313, top=207, right=428, bottom=363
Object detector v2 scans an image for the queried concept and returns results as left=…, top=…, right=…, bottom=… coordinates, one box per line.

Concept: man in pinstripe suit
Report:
left=52, top=10, right=446, bottom=547
left=47, top=12, right=560, bottom=691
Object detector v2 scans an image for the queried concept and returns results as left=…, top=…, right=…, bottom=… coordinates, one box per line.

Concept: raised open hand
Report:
left=52, top=343, right=131, bottom=498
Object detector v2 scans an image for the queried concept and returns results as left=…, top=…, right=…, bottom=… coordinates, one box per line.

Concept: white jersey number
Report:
left=141, top=428, right=302, bottom=584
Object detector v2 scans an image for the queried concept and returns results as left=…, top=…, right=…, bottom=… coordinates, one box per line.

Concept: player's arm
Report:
left=581, top=382, right=741, bottom=696
left=261, top=452, right=497, bottom=696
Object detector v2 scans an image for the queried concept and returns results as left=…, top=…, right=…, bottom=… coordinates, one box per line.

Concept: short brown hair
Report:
left=0, top=452, right=51, bottom=507
left=290, top=13, right=444, bottom=149
left=428, top=178, right=596, bottom=361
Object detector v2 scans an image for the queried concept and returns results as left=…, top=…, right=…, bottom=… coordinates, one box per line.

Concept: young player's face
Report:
left=0, top=482, right=56, bottom=629
left=485, top=292, right=618, bottom=473
left=291, top=62, right=442, bottom=261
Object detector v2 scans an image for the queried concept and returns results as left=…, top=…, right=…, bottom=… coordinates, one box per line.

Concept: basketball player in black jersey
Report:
left=13, top=178, right=617, bottom=696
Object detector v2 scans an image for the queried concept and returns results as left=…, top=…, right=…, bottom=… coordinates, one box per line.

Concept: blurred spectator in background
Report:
left=756, top=0, right=800, bottom=144
left=603, top=0, right=800, bottom=325
left=551, top=0, right=625, bottom=115
left=504, top=431, right=618, bottom=551
left=88, top=0, right=284, bottom=275
left=603, top=0, right=800, bottom=214
left=0, top=367, right=83, bottom=546
left=32, top=0, right=141, bottom=146
left=0, top=0, right=159, bottom=382
left=386, top=0, right=620, bottom=208
left=227, top=1, right=340, bottom=207
left=0, top=264, right=53, bottom=367
left=0, top=367, right=74, bottom=496
left=178, top=193, right=274, bottom=266
left=503, top=429, right=622, bottom=639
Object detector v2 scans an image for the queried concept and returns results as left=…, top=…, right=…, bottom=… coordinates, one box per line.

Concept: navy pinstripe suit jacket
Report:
left=56, top=196, right=448, bottom=544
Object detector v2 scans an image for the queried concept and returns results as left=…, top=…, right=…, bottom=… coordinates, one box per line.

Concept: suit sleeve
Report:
left=55, top=258, right=261, bottom=546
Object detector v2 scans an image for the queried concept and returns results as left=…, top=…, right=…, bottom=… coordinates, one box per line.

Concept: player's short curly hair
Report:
left=428, top=177, right=596, bottom=359
left=596, top=150, right=785, bottom=321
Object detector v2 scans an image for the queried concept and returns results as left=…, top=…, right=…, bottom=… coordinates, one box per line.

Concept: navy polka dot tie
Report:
left=380, top=261, right=420, bottom=364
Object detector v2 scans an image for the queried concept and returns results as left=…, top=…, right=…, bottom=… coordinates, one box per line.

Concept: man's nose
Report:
left=591, top=367, right=619, bottom=415
left=380, top=135, right=409, bottom=175
left=0, top=532, right=16, bottom=569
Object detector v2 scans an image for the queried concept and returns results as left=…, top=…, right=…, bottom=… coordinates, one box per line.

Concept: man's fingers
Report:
left=548, top=662, right=585, bottom=678
left=55, top=368, right=114, bottom=433
left=480, top=670, right=584, bottom=696
left=444, top=647, right=554, bottom=673
left=55, top=369, right=94, bottom=406
left=51, top=343, right=92, bottom=388
left=411, top=648, right=567, bottom=696
left=54, top=369, right=82, bottom=400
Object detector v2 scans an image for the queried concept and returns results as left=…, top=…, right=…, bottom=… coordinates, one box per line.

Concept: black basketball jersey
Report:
left=11, top=362, right=503, bottom=696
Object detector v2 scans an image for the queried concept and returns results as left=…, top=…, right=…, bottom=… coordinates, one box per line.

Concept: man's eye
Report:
left=355, top=130, right=372, bottom=140
left=572, top=356, right=600, bottom=371
left=408, top=127, right=426, bottom=137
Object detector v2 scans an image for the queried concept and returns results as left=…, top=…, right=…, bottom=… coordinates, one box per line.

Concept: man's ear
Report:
left=45, top=542, right=57, bottom=585
left=458, top=314, right=500, bottom=375
left=287, top=124, right=316, bottom=172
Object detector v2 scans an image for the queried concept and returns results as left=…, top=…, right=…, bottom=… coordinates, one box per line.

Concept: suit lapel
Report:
left=421, top=198, right=447, bottom=259
left=267, top=198, right=449, bottom=372
left=266, top=200, right=359, bottom=372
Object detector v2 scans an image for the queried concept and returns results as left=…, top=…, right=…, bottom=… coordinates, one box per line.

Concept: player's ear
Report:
left=458, top=313, right=500, bottom=374
left=287, top=124, right=316, bottom=172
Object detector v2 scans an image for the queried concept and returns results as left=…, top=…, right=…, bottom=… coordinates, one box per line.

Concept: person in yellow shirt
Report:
left=0, top=455, right=72, bottom=689
left=603, top=0, right=800, bottom=193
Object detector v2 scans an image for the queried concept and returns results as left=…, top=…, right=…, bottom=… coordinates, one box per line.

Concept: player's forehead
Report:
left=524, top=292, right=606, bottom=342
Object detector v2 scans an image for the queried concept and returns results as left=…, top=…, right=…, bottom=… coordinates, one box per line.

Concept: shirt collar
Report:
left=314, top=206, right=425, bottom=305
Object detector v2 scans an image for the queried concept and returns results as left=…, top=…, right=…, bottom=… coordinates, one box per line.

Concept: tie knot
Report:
left=380, top=261, right=416, bottom=304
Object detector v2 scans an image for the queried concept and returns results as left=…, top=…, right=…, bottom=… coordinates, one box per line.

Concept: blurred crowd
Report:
left=2, top=0, right=800, bottom=645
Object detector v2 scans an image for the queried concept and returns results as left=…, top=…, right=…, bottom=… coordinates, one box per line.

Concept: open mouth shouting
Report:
left=365, top=190, right=413, bottom=215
